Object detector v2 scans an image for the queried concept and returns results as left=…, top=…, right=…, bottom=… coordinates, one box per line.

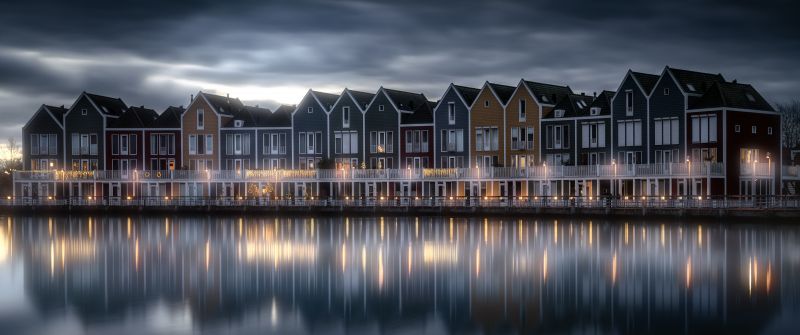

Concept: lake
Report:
left=0, top=214, right=798, bottom=334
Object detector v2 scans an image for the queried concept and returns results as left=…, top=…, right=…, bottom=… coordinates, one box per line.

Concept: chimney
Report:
left=733, top=79, right=738, bottom=84
left=190, top=94, right=194, bottom=103
left=593, top=92, right=597, bottom=98
left=61, top=105, right=65, bottom=108
left=581, top=92, right=585, bottom=96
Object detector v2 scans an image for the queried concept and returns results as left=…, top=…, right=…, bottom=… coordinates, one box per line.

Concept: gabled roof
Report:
left=150, top=106, right=184, bottom=128
left=487, top=83, right=516, bottom=105
left=523, top=80, right=573, bottom=105
left=667, top=67, right=725, bottom=95
left=582, top=91, right=615, bottom=117
left=85, top=92, right=128, bottom=116
left=260, top=105, right=293, bottom=127
left=630, top=72, right=660, bottom=95
left=452, top=85, right=480, bottom=106
left=544, top=94, right=594, bottom=119
left=383, top=88, right=428, bottom=112
left=201, top=92, right=245, bottom=116
left=42, top=105, right=67, bottom=126
left=109, top=106, right=158, bottom=128
left=347, top=90, right=375, bottom=111
left=689, top=81, right=774, bottom=112
left=225, top=106, right=270, bottom=128
left=401, top=100, right=435, bottom=125
left=310, top=90, right=340, bottom=112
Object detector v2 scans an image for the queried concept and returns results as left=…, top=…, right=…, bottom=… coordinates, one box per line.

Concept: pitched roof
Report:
left=311, top=90, right=340, bottom=112
left=42, top=105, right=68, bottom=126
left=226, top=106, right=270, bottom=127
left=582, top=91, right=615, bottom=117
left=630, top=72, right=660, bottom=95
left=384, top=88, right=428, bottom=112
left=667, top=67, right=725, bottom=95
left=347, top=90, right=375, bottom=111
left=689, top=81, right=774, bottom=111
left=487, top=83, right=516, bottom=105
left=85, top=92, right=128, bottom=116
left=110, top=106, right=158, bottom=128
left=201, top=92, right=245, bottom=115
left=401, top=100, right=435, bottom=125
left=150, top=106, right=184, bottom=128
left=260, top=105, right=293, bottom=127
left=452, top=85, right=480, bottom=106
left=523, top=80, right=573, bottom=105
left=544, top=94, right=594, bottom=119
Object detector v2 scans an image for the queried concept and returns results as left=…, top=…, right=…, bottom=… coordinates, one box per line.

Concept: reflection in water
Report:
left=0, top=215, right=799, bottom=334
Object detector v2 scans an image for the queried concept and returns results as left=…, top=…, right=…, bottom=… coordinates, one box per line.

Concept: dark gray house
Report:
left=292, top=90, right=339, bottom=169
left=363, top=87, right=428, bottom=170
left=541, top=94, right=595, bottom=166
left=432, top=84, right=479, bottom=168
left=220, top=106, right=263, bottom=171
left=649, top=66, right=725, bottom=165
left=63, top=92, right=128, bottom=171
left=22, top=105, right=67, bottom=170
left=611, top=71, right=658, bottom=165
left=328, top=89, right=374, bottom=169
left=576, top=91, right=614, bottom=166
left=256, top=104, right=293, bottom=170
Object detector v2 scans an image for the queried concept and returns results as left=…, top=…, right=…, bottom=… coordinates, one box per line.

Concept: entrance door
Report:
left=110, top=183, right=121, bottom=205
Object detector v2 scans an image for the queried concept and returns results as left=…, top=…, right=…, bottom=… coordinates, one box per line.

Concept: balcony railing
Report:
left=13, top=162, right=729, bottom=183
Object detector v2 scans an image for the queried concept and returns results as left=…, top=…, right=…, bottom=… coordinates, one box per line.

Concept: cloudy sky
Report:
left=1, top=0, right=798, bottom=144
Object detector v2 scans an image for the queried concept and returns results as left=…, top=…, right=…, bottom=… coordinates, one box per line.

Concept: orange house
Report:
left=181, top=92, right=243, bottom=170
left=505, top=80, right=573, bottom=168
left=469, top=82, right=515, bottom=198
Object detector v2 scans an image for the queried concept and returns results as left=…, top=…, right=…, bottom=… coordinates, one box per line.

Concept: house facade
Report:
left=257, top=105, right=293, bottom=170
left=23, top=105, right=66, bottom=171
left=145, top=106, right=183, bottom=171
left=64, top=92, right=128, bottom=172
left=292, top=90, right=338, bottom=170
left=328, top=89, right=373, bottom=169
left=507, top=80, right=572, bottom=169
left=181, top=92, right=241, bottom=170
left=433, top=84, right=478, bottom=169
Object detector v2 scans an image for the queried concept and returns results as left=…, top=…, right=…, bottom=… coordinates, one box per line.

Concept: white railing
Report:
left=12, top=163, right=728, bottom=183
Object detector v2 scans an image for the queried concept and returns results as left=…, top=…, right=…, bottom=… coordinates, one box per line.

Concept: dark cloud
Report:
left=0, top=0, right=798, bottom=144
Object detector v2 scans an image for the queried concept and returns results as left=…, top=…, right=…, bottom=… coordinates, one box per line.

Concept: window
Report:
left=664, top=88, right=670, bottom=95
left=474, top=127, right=498, bottom=152
left=371, top=131, right=392, bottom=154
left=511, top=127, right=533, bottom=150
left=687, top=83, right=696, bottom=92
left=484, top=100, right=489, bottom=107
left=625, top=90, right=634, bottom=116
left=197, top=108, right=204, bottom=129
left=307, top=107, right=313, bottom=114
left=752, top=126, right=757, bottom=134
left=617, top=120, right=642, bottom=147
left=545, top=125, right=569, bottom=149
left=120, top=135, right=128, bottom=155
left=581, top=122, right=606, bottom=148
left=81, top=109, right=87, bottom=115
left=205, top=134, right=213, bottom=154
left=343, top=106, right=350, bottom=128
left=654, top=117, right=679, bottom=145
left=768, top=127, right=773, bottom=135
left=441, top=129, right=464, bottom=153
left=554, top=109, right=565, bottom=118
left=89, top=134, right=98, bottom=155
left=519, top=99, right=526, bottom=121
left=378, top=105, right=384, bottom=111
left=30, top=134, right=39, bottom=155
left=234, top=120, right=243, bottom=127
left=130, top=134, right=137, bottom=155
left=590, top=107, right=600, bottom=116
left=189, top=135, right=197, bottom=154
left=735, top=124, right=741, bottom=133
left=334, top=131, right=358, bottom=154
left=691, top=114, right=717, bottom=144
left=746, top=93, right=756, bottom=102
left=447, top=103, right=456, bottom=125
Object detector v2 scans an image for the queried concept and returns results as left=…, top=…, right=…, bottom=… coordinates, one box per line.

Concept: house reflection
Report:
left=3, top=215, right=798, bottom=334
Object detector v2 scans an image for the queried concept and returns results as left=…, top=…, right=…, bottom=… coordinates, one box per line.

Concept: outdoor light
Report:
left=449, top=196, right=453, bottom=200
left=87, top=196, right=93, bottom=200
left=6, top=196, right=10, bottom=200
left=49, top=162, right=54, bottom=168
left=661, top=196, right=666, bottom=200
left=624, top=196, right=629, bottom=200
left=48, top=196, right=52, bottom=200
left=164, top=196, right=169, bottom=200
left=346, top=196, right=350, bottom=200
left=127, top=196, right=132, bottom=200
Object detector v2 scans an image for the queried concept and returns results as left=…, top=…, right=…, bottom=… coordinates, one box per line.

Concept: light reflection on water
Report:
left=0, top=215, right=799, bottom=334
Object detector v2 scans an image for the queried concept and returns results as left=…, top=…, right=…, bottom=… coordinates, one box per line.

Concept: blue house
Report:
left=328, top=89, right=374, bottom=169
left=432, top=84, right=479, bottom=168
left=363, top=87, right=429, bottom=170
left=611, top=71, right=658, bottom=166
left=291, top=90, right=339, bottom=169
left=257, top=104, right=293, bottom=170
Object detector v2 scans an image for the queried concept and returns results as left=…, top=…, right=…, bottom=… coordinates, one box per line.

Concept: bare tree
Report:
left=6, top=137, right=18, bottom=159
left=778, top=100, right=800, bottom=149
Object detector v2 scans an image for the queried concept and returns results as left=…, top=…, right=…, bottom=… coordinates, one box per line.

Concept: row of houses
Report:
left=20, top=66, right=781, bottom=199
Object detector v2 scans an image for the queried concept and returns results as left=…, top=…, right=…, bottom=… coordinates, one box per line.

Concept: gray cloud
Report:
left=0, top=0, right=798, bottom=146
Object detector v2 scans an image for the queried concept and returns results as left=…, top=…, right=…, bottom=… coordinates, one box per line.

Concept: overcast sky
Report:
left=1, top=0, right=798, bottom=143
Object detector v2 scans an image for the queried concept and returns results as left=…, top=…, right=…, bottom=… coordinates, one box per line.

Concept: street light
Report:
left=611, top=159, right=616, bottom=197
left=766, top=152, right=772, bottom=195
left=686, top=156, right=691, bottom=197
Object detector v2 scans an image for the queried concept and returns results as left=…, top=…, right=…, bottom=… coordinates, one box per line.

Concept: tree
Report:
left=5, top=137, right=19, bottom=160
left=778, top=100, right=800, bottom=149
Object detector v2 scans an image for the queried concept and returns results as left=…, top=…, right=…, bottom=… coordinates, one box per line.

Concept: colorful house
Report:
left=328, top=89, right=374, bottom=169
left=22, top=105, right=66, bottom=171
left=433, top=84, right=478, bottom=169
left=145, top=106, right=183, bottom=171
left=292, top=90, right=339, bottom=170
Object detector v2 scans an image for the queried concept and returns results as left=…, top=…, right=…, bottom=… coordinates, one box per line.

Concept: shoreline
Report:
left=2, top=205, right=799, bottom=222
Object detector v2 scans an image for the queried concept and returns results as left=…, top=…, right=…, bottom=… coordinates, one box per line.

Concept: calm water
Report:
left=0, top=215, right=798, bottom=335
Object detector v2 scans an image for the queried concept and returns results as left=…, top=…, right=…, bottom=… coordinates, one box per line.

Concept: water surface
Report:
left=0, top=214, right=798, bottom=334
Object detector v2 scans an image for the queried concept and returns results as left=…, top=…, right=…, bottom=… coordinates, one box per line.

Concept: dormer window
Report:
left=447, top=102, right=456, bottom=125
left=590, top=107, right=601, bottom=116
left=541, top=95, right=549, bottom=103
left=307, top=107, right=313, bottom=114
left=81, top=108, right=88, bottom=116
left=686, top=84, right=696, bottom=92
left=625, top=90, right=634, bottom=116
left=378, top=105, right=384, bottom=111
left=576, top=100, right=587, bottom=109
left=234, top=120, right=243, bottom=128
left=484, top=100, right=489, bottom=107
left=519, top=99, right=526, bottom=122
left=664, top=88, right=670, bottom=95
left=746, top=93, right=756, bottom=102
left=555, top=109, right=565, bottom=118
